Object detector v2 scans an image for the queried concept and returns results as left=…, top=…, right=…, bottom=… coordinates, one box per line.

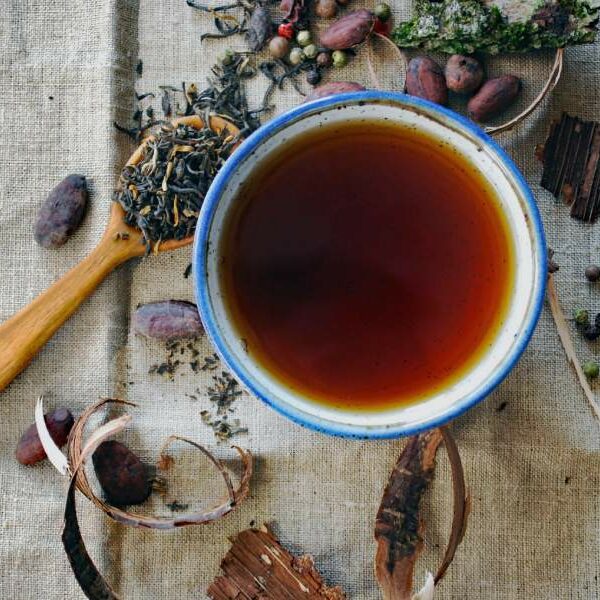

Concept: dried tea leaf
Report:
left=66, top=398, right=253, bottom=529
left=207, top=525, right=346, bottom=599
left=393, top=0, right=599, bottom=55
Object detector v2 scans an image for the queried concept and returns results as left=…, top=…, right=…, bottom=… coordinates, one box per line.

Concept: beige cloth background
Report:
left=0, top=1, right=599, bottom=598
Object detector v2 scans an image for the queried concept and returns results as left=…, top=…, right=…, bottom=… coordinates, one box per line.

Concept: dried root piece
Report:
left=63, top=398, right=253, bottom=528
left=208, top=525, right=346, bottom=599
left=374, top=428, right=468, bottom=600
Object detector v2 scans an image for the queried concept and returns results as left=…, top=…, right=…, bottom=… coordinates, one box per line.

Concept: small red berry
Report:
left=373, top=17, right=392, bottom=36
left=278, top=22, right=294, bottom=40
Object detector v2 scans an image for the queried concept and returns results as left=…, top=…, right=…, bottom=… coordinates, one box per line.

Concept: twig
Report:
left=547, top=275, right=600, bottom=421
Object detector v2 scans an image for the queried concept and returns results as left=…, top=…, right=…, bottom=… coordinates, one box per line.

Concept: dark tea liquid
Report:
left=220, top=121, right=514, bottom=411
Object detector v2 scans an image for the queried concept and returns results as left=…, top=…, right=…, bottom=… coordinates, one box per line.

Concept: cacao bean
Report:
left=133, top=300, right=203, bottom=341
left=34, top=174, right=88, bottom=248
left=304, top=81, right=366, bottom=102
left=405, top=57, right=448, bottom=106
left=467, top=75, right=522, bottom=122
left=93, top=440, right=152, bottom=506
left=445, top=54, right=484, bottom=95
left=16, top=407, right=74, bottom=465
left=320, top=9, right=375, bottom=50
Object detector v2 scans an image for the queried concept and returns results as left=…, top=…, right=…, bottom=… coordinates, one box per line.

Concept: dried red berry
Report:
left=16, top=407, right=74, bottom=465
left=92, top=440, right=152, bottom=506
left=277, top=22, right=294, bottom=40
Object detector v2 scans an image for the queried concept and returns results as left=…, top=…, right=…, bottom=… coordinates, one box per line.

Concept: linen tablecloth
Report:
left=0, top=1, right=599, bottom=598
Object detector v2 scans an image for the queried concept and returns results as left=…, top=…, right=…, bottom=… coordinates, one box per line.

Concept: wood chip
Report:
left=540, top=112, right=600, bottom=222
left=207, top=526, right=346, bottom=599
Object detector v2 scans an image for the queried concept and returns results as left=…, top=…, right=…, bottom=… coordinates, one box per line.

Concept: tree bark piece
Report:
left=208, top=526, right=346, bottom=599
left=374, top=430, right=443, bottom=600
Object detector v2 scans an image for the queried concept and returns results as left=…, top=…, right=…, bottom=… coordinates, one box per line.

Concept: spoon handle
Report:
left=0, top=235, right=133, bottom=392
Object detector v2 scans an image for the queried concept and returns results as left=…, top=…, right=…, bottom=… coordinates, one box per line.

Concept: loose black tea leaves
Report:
left=113, top=122, right=237, bottom=249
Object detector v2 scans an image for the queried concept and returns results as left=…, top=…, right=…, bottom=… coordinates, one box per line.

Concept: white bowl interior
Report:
left=201, top=98, right=544, bottom=433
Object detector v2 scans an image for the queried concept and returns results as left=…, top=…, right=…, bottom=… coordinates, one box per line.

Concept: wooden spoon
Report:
left=0, top=115, right=240, bottom=392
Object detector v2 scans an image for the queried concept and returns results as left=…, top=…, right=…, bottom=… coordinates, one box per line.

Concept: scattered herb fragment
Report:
left=184, top=262, right=193, bottom=278
left=208, top=371, right=244, bottom=413
left=496, top=401, right=508, bottom=412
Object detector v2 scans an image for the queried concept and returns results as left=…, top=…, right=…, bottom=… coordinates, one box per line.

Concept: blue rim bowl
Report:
left=193, top=90, right=546, bottom=439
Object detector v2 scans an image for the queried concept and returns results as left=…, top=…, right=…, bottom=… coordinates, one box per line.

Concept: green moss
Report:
left=392, top=0, right=599, bottom=54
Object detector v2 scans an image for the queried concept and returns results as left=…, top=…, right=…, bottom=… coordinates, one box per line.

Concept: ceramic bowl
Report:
left=193, top=90, right=546, bottom=439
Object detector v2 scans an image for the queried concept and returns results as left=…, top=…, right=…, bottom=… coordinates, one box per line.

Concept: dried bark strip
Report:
left=539, top=112, right=600, bottom=222
left=207, top=526, right=346, bottom=599
left=375, top=428, right=469, bottom=600
left=375, top=430, right=442, bottom=600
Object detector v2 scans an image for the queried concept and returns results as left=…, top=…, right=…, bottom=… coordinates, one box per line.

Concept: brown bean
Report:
left=133, top=300, right=203, bottom=341
left=405, top=57, right=448, bottom=106
left=34, top=175, right=88, bottom=248
left=320, top=9, right=375, bottom=50
left=467, top=75, right=522, bottom=122
left=445, top=54, right=484, bottom=95
left=92, top=440, right=152, bottom=506
left=16, top=407, right=74, bottom=465
left=304, top=81, right=366, bottom=102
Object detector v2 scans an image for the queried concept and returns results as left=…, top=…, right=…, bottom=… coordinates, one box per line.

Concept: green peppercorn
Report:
left=374, top=3, right=391, bottom=22
left=303, top=43, right=318, bottom=59
left=219, top=48, right=235, bottom=66
left=585, top=265, right=600, bottom=282
left=332, top=50, right=347, bottom=68
left=582, top=360, right=599, bottom=379
left=296, top=30, right=312, bottom=47
left=574, top=308, right=590, bottom=326
left=289, top=47, right=305, bottom=66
